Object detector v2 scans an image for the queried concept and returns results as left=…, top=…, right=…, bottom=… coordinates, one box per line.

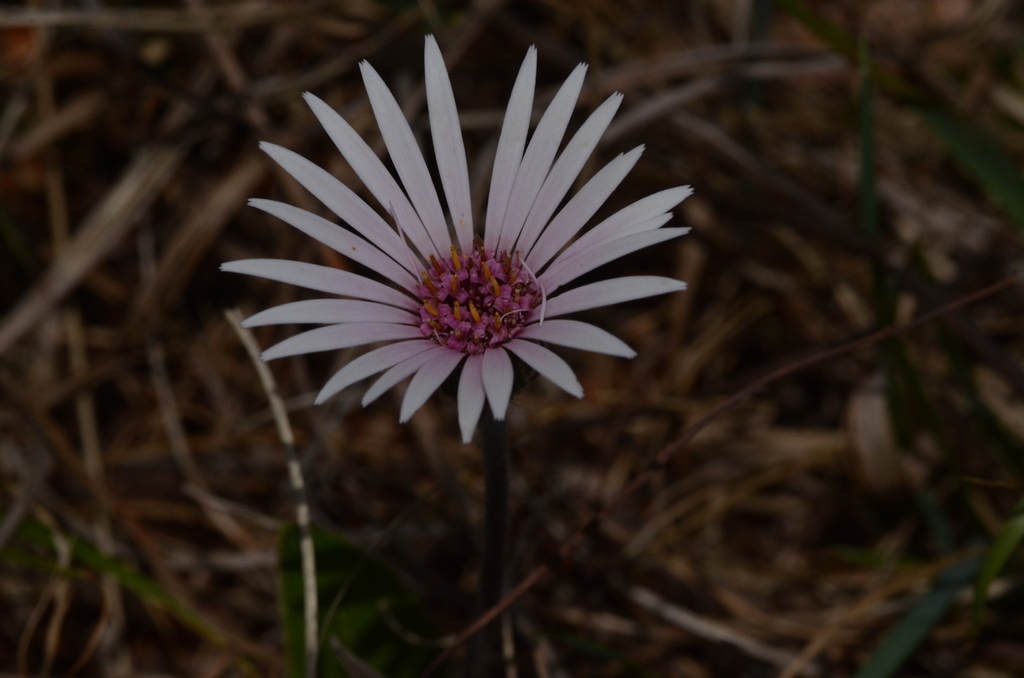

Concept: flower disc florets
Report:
left=417, top=240, right=540, bottom=354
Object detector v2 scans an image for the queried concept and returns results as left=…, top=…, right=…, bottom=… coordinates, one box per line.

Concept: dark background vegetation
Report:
left=2, top=0, right=1024, bottom=677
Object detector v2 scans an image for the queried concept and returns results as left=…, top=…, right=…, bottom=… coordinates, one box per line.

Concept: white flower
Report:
left=224, top=36, right=691, bottom=443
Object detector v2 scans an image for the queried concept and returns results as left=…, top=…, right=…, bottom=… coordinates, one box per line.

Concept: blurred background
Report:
left=2, top=0, right=1024, bottom=676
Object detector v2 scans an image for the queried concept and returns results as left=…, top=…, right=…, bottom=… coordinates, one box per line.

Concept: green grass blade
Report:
left=917, top=107, right=1024, bottom=232
left=776, top=0, right=919, bottom=100
left=776, top=0, right=855, bottom=59
left=854, top=557, right=981, bottom=678
left=11, top=514, right=228, bottom=646
left=278, top=523, right=440, bottom=678
left=858, top=39, right=879, bottom=242
left=973, top=498, right=1024, bottom=628
left=780, top=0, right=1024, bottom=233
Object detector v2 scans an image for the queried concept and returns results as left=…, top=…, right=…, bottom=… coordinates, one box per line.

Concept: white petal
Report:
left=362, top=346, right=446, bottom=406
left=504, top=339, right=583, bottom=398
left=540, top=227, right=691, bottom=293
left=304, top=92, right=438, bottom=260
left=484, top=47, right=536, bottom=251
left=594, top=185, right=693, bottom=240
left=457, top=354, right=485, bottom=443
left=249, top=199, right=418, bottom=292
left=222, top=259, right=418, bottom=310
left=360, top=61, right=450, bottom=255
left=521, top=319, right=635, bottom=358
left=262, top=323, right=423, bottom=360
left=494, top=63, right=588, bottom=251
left=258, top=142, right=415, bottom=273
left=525, top=145, right=643, bottom=271
left=399, top=350, right=465, bottom=422
left=315, top=340, right=435, bottom=404
left=425, top=36, right=473, bottom=251
left=544, top=276, right=688, bottom=318
left=514, top=93, right=625, bottom=256
left=560, top=213, right=673, bottom=267
left=482, top=347, right=514, bottom=420
left=241, top=299, right=417, bottom=327
left=559, top=186, right=692, bottom=262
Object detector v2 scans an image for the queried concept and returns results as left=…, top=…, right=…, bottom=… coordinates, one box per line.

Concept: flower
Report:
left=223, top=37, right=691, bottom=443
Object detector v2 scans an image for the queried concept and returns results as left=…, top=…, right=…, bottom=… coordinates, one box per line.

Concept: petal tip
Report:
left=315, top=383, right=339, bottom=403
left=303, top=91, right=328, bottom=111
left=398, top=407, right=414, bottom=424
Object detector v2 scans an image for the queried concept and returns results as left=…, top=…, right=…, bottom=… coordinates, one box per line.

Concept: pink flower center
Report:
left=417, top=242, right=540, bottom=355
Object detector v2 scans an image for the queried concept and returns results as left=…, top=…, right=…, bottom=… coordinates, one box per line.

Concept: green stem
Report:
left=466, top=409, right=510, bottom=678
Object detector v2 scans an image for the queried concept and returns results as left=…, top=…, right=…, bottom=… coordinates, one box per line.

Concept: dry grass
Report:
left=1, top=1, right=1024, bottom=677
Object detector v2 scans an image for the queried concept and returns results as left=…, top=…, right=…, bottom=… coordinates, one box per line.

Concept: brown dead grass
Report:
left=1, top=0, right=1024, bottom=676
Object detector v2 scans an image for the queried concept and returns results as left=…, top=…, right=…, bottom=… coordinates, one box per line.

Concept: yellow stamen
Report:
left=450, top=245, right=461, bottom=270
left=493, top=312, right=502, bottom=329
left=429, top=319, right=442, bottom=332
left=421, top=271, right=437, bottom=295
left=450, top=276, right=459, bottom=294
left=490, top=278, right=501, bottom=297
left=481, top=261, right=492, bottom=280
left=509, top=270, right=518, bottom=284
left=503, top=255, right=511, bottom=275
left=453, top=301, right=462, bottom=321
left=424, top=300, right=439, bottom=317
left=469, top=302, right=481, bottom=324
left=431, top=255, right=443, bottom=273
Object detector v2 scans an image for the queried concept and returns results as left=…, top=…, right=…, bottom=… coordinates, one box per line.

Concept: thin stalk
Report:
left=466, top=409, right=511, bottom=678
left=227, top=310, right=318, bottom=678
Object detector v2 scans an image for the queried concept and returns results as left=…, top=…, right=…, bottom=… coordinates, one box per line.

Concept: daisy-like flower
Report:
left=224, top=37, right=691, bottom=443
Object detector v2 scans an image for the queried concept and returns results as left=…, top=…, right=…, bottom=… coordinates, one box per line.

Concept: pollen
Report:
left=417, top=241, right=541, bottom=354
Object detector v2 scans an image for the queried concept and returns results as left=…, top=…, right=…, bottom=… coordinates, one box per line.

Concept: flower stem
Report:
left=466, top=409, right=510, bottom=677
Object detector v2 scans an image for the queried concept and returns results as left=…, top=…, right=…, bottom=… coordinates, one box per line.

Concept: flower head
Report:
left=223, top=37, right=691, bottom=443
